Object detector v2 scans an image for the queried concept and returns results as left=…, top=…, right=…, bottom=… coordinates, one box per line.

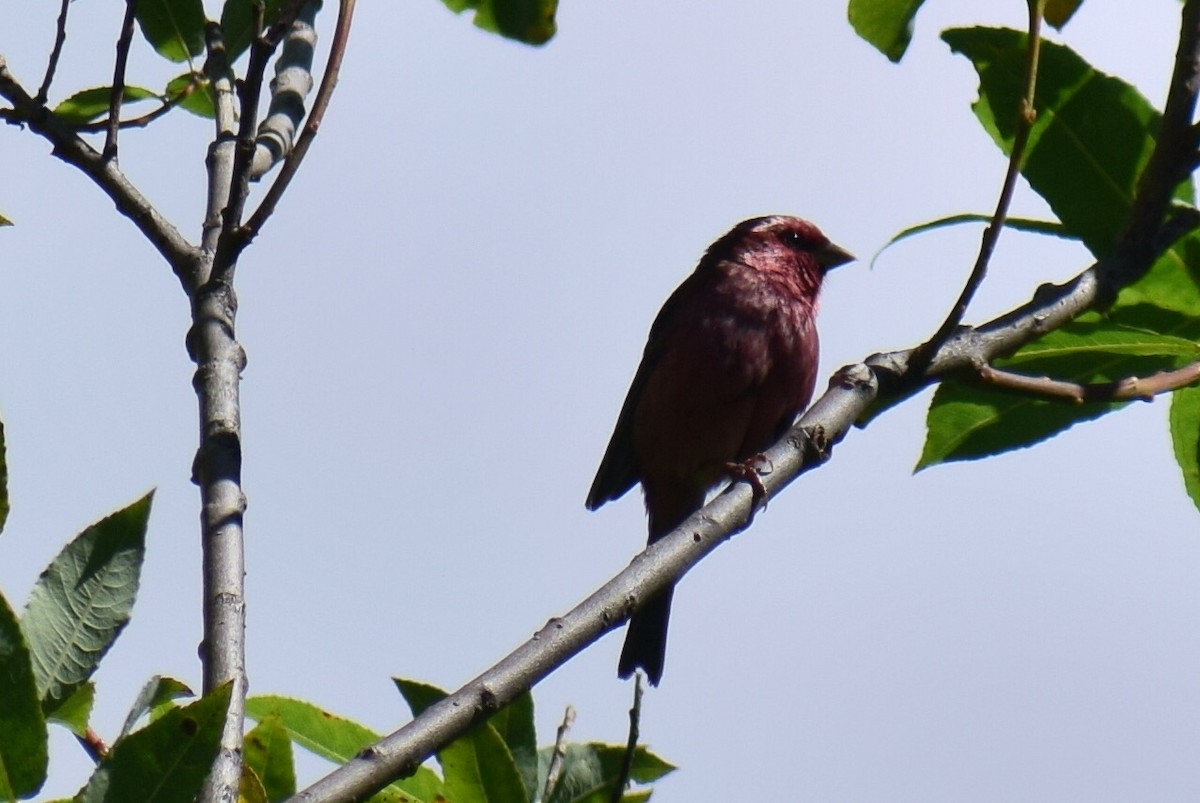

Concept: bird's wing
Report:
left=584, top=271, right=706, bottom=510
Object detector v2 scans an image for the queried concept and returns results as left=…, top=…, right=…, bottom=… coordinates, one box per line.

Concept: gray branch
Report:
left=249, top=0, right=320, bottom=179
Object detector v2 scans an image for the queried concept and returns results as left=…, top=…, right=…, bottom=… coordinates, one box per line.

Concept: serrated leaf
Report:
left=0, top=591, right=48, bottom=798
left=119, top=676, right=194, bottom=740
left=1114, top=228, right=1200, bottom=317
left=487, top=693, right=536, bottom=800
left=53, top=86, right=160, bottom=125
left=1045, top=0, right=1084, bottom=29
left=442, top=0, right=557, bottom=45
left=135, top=0, right=207, bottom=62
left=847, top=0, right=925, bottom=62
left=219, top=0, right=285, bottom=61
left=22, top=492, right=152, bottom=710
left=165, top=72, right=216, bottom=119
left=45, top=681, right=95, bottom=737
left=944, top=27, right=1195, bottom=258
left=245, top=695, right=443, bottom=802
left=244, top=714, right=296, bottom=802
left=918, top=350, right=1185, bottom=469
left=240, top=764, right=269, bottom=803
left=76, top=683, right=231, bottom=803
left=393, top=678, right=527, bottom=803
left=872, top=213, right=1072, bottom=268
left=1171, top=383, right=1200, bottom=514
left=442, top=721, right=527, bottom=803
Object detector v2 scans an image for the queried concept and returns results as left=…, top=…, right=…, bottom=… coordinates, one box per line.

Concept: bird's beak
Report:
left=817, top=242, right=855, bottom=271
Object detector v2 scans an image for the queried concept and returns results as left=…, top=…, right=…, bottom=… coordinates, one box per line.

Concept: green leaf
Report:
left=487, top=693, right=537, bottom=801
left=919, top=301, right=1200, bottom=470
left=442, top=720, right=527, bottom=803
left=0, top=591, right=48, bottom=799
left=393, top=677, right=446, bottom=719
left=538, top=744, right=675, bottom=803
left=847, top=0, right=925, bottom=62
left=1045, top=0, right=1085, bottom=29
left=240, top=766, right=270, bottom=803
left=943, top=27, right=1194, bottom=258
left=244, top=714, right=296, bottom=802
left=53, top=86, right=160, bottom=125
left=1114, top=227, right=1200, bottom=317
left=1171, top=383, right=1200, bottom=514
left=219, top=0, right=285, bottom=62
left=22, top=492, right=152, bottom=710
left=442, top=0, right=557, bottom=45
left=245, top=695, right=444, bottom=802
left=942, top=24, right=1200, bottom=368
left=45, top=681, right=95, bottom=737
left=918, top=348, right=1187, bottom=469
left=165, top=72, right=216, bottom=119
left=135, top=0, right=207, bottom=62
left=119, top=676, right=195, bottom=739
left=393, top=678, right=527, bottom=803
left=76, top=683, right=231, bottom=803
left=872, top=213, right=1073, bottom=268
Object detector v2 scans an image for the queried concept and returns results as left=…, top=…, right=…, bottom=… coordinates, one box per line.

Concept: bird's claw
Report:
left=726, top=454, right=773, bottom=521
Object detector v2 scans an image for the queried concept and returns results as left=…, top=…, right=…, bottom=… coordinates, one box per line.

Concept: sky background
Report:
left=2, top=1, right=1199, bottom=801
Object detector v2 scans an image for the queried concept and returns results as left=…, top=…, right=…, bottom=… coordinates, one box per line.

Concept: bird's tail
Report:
left=618, top=586, right=673, bottom=685
left=619, top=486, right=702, bottom=686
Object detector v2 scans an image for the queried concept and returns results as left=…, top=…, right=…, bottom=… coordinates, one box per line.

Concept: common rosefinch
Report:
left=586, top=215, right=852, bottom=685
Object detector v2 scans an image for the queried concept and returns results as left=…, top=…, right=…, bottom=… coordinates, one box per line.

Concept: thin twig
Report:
left=541, top=705, right=575, bottom=801
left=911, top=0, right=1046, bottom=371
left=0, top=56, right=200, bottom=287
left=978, top=360, right=1200, bottom=403
left=35, top=0, right=71, bottom=105
left=610, top=675, right=643, bottom=803
left=242, top=0, right=355, bottom=241
left=104, top=0, right=139, bottom=162
left=74, top=80, right=199, bottom=134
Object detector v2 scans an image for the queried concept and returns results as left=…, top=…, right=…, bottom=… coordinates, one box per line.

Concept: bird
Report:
left=585, top=215, right=853, bottom=685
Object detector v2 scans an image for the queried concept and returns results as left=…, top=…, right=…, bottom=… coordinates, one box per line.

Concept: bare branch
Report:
left=35, top=0, right=71, bottom=105
left=0, top=56, right=200, bottom=288
left=541, top=706, right=575, bottom=801
left=913, top=0, right=1046, bottom=369
left=243, top=0, right=356, bottom=241
left=194, top=23, right=251, bottom=803
left=248, top=0, right=320, bottom=179
left=978, top=361, right=1200, bottom=403
left=610, top=676, right=643, bottom=803
left=104, top=0, right=138, bottom=162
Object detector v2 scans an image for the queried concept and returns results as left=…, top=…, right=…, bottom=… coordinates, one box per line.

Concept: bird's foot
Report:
left=726, top=454, right=773, bottom=519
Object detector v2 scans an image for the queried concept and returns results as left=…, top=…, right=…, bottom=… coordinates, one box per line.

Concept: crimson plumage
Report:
left=586, top=215, right=852, bottom=685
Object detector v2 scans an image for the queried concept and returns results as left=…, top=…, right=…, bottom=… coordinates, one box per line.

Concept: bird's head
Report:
left=704, top=215, right=854, bottom=297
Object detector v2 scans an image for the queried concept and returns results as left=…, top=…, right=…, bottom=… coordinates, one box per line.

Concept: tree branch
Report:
left=103, top=0, right=138, bottom=162
left=912, top=0, right=1045, bottom=370
left=243, top=0, right=355, bottom=241
left=194, top=24, right=251, bottom=803
left=35, top=0, right=71, bottom=105
left=0, top=56, right=201, bottom=289
left=977, top=360, right=1200, bottom=403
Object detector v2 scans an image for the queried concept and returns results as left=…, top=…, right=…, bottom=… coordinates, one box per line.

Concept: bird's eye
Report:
left=781, top=230, right=805, bottom=249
